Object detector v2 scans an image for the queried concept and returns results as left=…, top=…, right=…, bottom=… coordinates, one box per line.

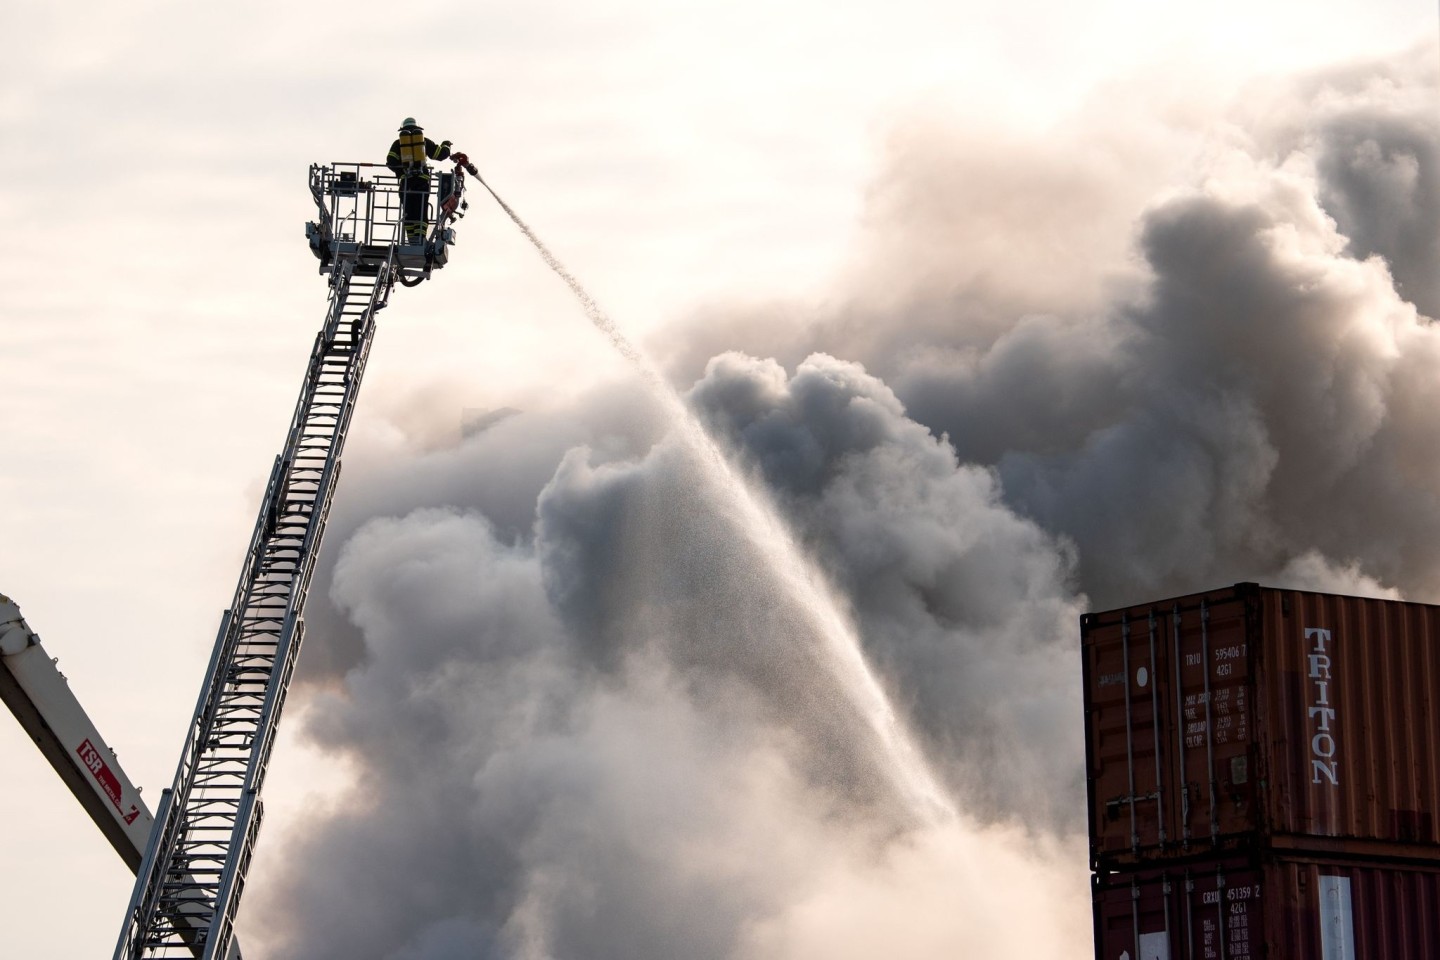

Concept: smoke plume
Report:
left=246, top=44, right=1438, bottom=959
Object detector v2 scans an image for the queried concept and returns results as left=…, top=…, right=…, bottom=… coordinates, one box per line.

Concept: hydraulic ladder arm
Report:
left=113, top=160, right=470, bottom=960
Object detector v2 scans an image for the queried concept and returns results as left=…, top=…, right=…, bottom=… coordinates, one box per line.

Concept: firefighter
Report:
left=387, top=118, right=452, bottom=244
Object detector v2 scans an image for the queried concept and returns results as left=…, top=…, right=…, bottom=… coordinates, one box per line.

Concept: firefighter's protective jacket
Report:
left=387, top=126, right=452, bottom=180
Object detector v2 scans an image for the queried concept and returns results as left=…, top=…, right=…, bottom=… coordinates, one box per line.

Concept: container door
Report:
left=1084, top=609, right=1173, bottom=863
left=1092, top=859, right=1261, bottom=960
left=1085, top=586, right=1262, bottom=866
left=1164, top=589, right=1258, bottom=852
left=1092, top=870, right=1179, bottom=960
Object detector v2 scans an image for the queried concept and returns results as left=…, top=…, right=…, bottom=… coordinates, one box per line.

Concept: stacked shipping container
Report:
left=1082, top=584, right=1440, bottom=959
left=1092, top=854, right=1440, bottom=959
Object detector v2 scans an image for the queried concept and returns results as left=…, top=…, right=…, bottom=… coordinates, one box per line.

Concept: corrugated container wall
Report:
left=1093, top=853, right=1440, bottom=960
left=1083, top=584, right=1440, bottom=868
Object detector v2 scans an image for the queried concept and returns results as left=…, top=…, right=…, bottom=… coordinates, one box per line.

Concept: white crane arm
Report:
left=0, top=594, right=153, bottom=869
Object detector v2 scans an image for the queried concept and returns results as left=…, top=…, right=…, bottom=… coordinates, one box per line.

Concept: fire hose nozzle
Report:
left=451, top=152, right=479, bottom=176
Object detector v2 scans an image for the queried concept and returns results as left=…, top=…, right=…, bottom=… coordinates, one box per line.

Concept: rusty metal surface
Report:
left=1093, top=853, right=1440, bottom=960
left=1084, top=584, right=1440, bottom=868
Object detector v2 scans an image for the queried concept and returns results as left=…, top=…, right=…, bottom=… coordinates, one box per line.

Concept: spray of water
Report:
left=476, top=176, right=956, bottom=822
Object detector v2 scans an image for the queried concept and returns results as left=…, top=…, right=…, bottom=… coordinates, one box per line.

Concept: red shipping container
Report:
left=1083, top=584, right=1440, bottom=868
left=1092, top=853, right=1440, bottom=960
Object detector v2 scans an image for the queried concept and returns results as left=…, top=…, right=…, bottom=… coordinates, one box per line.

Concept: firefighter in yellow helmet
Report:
left=387, top=118, right=452, bottom=244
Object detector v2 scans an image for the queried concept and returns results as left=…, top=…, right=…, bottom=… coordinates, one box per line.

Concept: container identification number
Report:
left=1201, top=885, right=1256, bottom=904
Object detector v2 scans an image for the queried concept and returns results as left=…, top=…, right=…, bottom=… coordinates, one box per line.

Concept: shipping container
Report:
left=1083, top=584, right=1440, bottom=868
left=1092, top=853, right=1440, bottom=960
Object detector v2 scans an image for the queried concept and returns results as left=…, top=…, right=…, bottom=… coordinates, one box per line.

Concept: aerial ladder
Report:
left=112, top=156, right=477, bottom=960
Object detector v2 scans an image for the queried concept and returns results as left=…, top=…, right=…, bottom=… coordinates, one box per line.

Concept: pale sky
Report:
left=0, top=2, right=1433, bottom=957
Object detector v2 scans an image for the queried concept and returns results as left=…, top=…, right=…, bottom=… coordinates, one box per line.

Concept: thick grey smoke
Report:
left=247, top=44, right=1436, bottom=960
left=253, top=353, right=1087, bottom=958
left=683, top=352, right=1083, bottom=827
left=669, top=45, right=1440, bottom=609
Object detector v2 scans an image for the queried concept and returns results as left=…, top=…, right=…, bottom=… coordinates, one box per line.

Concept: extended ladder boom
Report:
left=114, top=259, right=391, bottom=960
left=115, top=159, right=471, bottom=960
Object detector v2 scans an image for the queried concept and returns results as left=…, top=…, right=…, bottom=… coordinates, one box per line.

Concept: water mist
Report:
left=475, top=176, right=955, bottom=822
